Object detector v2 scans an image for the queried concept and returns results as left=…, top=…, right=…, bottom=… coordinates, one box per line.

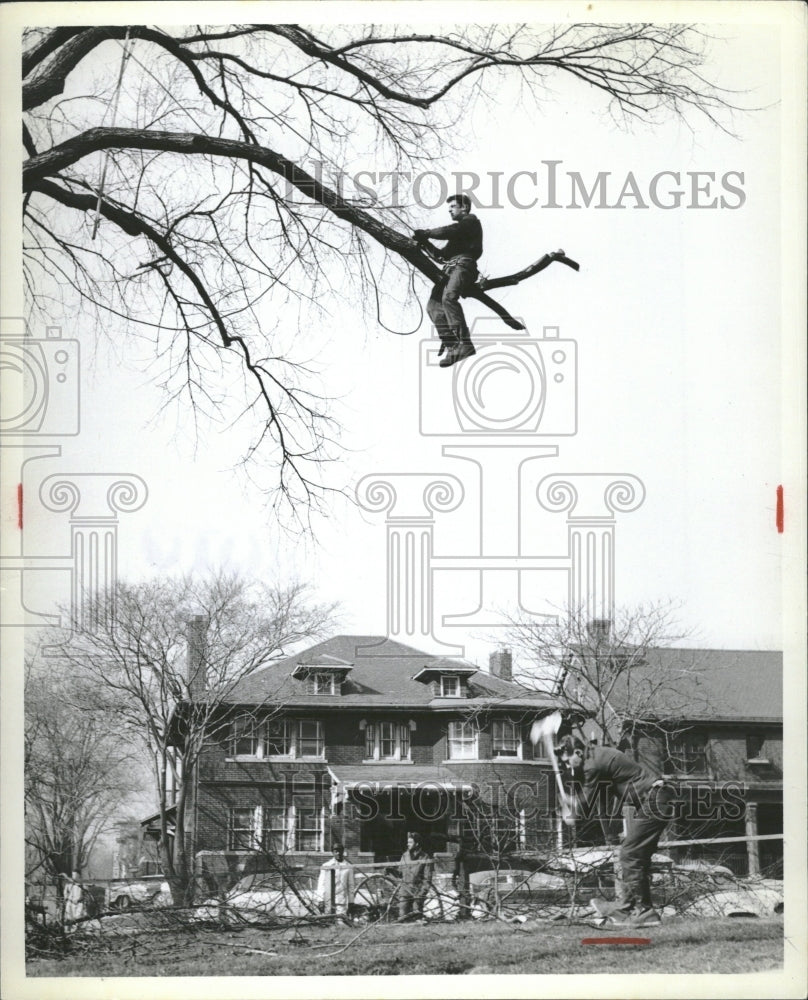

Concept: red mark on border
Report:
left=776, top=485, right=784, bottom=534
left=17, top=483, right=23, bottom=530
left=581, top=937, right=651, bottom=946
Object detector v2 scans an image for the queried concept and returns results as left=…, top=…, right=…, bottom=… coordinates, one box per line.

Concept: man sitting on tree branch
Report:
left=413, top=193, right=482, bottom=368
left=413, top=194, right=581, bottom=367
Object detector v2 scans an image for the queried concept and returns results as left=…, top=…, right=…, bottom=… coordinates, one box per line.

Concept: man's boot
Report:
left=440, top=327, right=476, bottom=368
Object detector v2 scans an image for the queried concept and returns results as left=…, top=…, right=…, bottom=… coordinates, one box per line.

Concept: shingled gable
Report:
left=222, top=634, right=558, bottom=710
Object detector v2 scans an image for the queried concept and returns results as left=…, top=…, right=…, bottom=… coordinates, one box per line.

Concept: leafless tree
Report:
left=502, top=602, right=717, bottom=757
left=24, top=645, right=141, bottom=883
left=22, top=24, right=744, bottom=515
left=55, top=571, right=337, bottom=902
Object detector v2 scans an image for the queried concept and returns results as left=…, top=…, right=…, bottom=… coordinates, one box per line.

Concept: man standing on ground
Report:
left=317, top=844, right=356, bottom=918
left=556, top=736, right=678, bottom=927
left=397, top=832, right=434, bottom=922
left=413, top=194, right=482, bottom=368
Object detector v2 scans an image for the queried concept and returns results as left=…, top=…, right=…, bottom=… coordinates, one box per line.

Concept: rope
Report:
left=372, top=266, right=424, bottom=336
left=92, top=28, right=133, bottom=239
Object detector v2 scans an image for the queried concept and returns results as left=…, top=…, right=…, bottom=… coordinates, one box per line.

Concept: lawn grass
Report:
left=28, top=915, right=783, bottom=977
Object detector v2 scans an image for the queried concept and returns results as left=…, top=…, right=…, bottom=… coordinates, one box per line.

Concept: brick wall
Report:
left=192, top=709, right=560, bottom=867
left=199, top=710, right=551, bottom=776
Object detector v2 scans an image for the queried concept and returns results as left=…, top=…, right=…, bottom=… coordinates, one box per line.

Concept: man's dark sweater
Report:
left=423, top=213, right=483, bottom=261
left=579, top=746, right=658, bottom=806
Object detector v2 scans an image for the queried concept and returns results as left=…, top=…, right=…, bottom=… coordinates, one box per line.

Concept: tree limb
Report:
left=25, top=127, right=532, bottom=330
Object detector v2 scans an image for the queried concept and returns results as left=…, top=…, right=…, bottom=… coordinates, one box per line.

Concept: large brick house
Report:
left=179, top=635, right=563, bottom=884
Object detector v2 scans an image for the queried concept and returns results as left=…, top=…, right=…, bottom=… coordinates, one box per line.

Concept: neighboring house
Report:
left=173, top=636, right=563, bottom=886
left=563, top=646, right=783, bottom=877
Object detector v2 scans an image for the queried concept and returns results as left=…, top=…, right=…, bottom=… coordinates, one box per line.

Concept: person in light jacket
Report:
left=63, top=871, right=86, bottom=925
left=317, top=845, right=356, bottom=915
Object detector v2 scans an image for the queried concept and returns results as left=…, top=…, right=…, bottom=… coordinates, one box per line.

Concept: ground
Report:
left=28, top=916, right=783, bottom=977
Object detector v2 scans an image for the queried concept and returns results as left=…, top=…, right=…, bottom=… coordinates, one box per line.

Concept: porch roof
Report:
left=328, top=764, right=471, bottom=791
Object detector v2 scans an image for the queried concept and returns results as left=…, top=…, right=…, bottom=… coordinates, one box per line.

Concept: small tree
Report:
left=57, top=571, right=336, bottom=902
left=24, top=646, right=141, bottom=884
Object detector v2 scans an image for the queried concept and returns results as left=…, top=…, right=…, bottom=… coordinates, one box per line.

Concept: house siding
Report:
left=630, top=721, right=783, bottom=877
left=190, top=700, right=560, bottom=883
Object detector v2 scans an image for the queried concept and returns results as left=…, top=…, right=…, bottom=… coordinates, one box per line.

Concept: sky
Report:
left=2, top=10, right=803, bottom=678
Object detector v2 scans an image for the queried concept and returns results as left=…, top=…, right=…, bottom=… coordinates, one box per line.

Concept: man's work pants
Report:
left=426, top=261, right=477, bottom=349
left=618, top=785, right=678, bottom=911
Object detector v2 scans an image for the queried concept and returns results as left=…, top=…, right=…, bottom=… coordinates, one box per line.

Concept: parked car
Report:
left=468, top=868, right=571, bottom=916
left=108, top=875, right=171, bottom=911
left=194, top=872, right=320, bottom=924
left=666, top=869, right=783, bottom=918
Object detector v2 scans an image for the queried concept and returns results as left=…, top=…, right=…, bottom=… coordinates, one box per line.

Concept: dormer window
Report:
left=413, top=660, right=475, bottom=696
left=441, top=675, right=460, bottom=697
left=307, top=671, right=335, bottom=695
left=292, top=656, right=352, bottom=694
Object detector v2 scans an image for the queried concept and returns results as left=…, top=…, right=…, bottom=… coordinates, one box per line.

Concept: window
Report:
left=448, top=721, right=479, bottom=760
left=230, top=717, right=260, bottom=757
left=297, top=720, right=324, bottom=757
left=229, top=807, right=261, bottom=851
left=294, top=798, right=324, bottom=852
left=364, top=722, right=411, bottom=761
left=229, top=800, right=324, bottom=854
left=228, top=717, right=323, bottom=759
left=440, top=675, right=461, bottom=697
left=669, top=733, right=709, bottom=775
left=265, top=719, right=293, bottom=756
left=463, top=810, right=525, bottom=854
left=306, top=671, right=336, bottom=695
left=746, top=735, right=768, bottom=761
left=262, top=806, right=290, bottom=852
left=492, top=720, right=522, bottom=758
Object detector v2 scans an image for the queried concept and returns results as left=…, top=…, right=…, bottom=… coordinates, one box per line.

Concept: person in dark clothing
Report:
left=397, top=832, right=434, bottom=922
left=413, top=194, right=482, bottom=368
left=556, top=736, right=678, bottom=927
left=451, top=840, right=472, bottom=919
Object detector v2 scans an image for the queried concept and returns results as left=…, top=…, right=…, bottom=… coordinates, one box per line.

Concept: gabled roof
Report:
left=581, top=647, right=783, bottom=723
left=221, top=634, right=558, bottom=711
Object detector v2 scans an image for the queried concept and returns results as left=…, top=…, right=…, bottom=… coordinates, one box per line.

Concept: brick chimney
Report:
left=587, top=619, right=612, bottom=642
left=489, top=646, right=513, bottom=682
left=186, top=615, right=208, bottom=700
